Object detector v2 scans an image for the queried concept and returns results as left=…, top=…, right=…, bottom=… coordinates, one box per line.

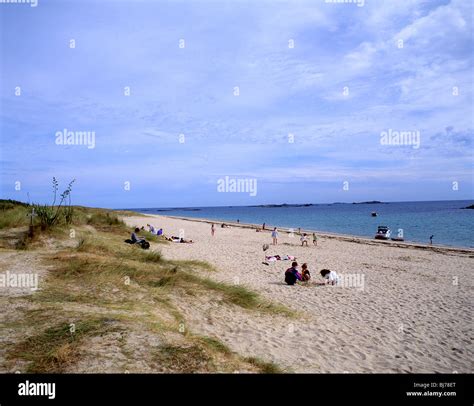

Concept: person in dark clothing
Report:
left=285, top=261, right=302, bottom=285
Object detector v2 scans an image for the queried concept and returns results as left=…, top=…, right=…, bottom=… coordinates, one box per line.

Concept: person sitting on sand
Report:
left=320, top=269, right=340, bottom=285
left=272, top=227, right=279, bottom=245
left=126, top=228, right=150, bottom=249
left=301, top=263, right=311, bottom=282
left=147, top=224, right=156, bottom=234
left=285, top=262, right=302, bottom=285
left=131, top=227, right=145, bottom=244
left=157, top=228, right=163, bottom=236
left=312, top=232, right=318, bottom=246
left=300, top=233, right=309, bottom=246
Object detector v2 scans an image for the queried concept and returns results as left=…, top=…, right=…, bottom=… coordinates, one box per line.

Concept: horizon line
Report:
left=117, top=198, right=474, bottom=211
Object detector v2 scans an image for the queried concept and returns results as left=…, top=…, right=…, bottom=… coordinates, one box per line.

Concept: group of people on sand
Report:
left=146, top=223, right=163, bottom=236
left=284, top=261, right=340, bottom=286
left=126, top=224, right=193, bottom=248
left=271, top=227, right=318, bottom=246
left=125, top=227, right=151, bottom=249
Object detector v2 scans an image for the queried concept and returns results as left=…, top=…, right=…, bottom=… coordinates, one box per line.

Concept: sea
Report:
left=133, top=200, right=474, bottom=248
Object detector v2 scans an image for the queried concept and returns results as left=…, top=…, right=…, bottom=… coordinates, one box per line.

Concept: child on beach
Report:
left=320, top=269, right=340, bottom=285
left=271, top=227, right=279, bottom=245
left=285, top=262, right=302, bottom=285
left=211, top=223, right=215, bottom=236
left=300, top=233, right=309, bottom=246
left=312, top=233, right=318, bottom=246
left=301, top=263, right=311, bottom=282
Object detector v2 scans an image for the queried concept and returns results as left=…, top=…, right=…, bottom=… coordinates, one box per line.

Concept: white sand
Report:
left=125, top=214, right=473, bottom=373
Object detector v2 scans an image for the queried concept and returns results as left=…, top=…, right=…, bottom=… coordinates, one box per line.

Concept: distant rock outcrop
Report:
left=352, top=201, right=384, bottom=205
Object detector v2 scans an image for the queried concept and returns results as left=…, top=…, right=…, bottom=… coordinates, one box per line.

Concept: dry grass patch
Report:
left=8, top=318, right=122, bottom=373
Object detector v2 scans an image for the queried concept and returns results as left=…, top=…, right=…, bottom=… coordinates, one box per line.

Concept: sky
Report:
left=0, top=0, right=473, bottom=208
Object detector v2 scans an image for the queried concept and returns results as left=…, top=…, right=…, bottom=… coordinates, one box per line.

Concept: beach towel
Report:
left=265, top=255, right=296, bottom=261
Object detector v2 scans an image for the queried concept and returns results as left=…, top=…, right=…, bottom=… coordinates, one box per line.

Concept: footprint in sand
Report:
left=354, top=350, right=367, bottom=361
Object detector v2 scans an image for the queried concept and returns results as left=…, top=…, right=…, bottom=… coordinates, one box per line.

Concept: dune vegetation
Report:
left=0, top=194, right=290, bottom=373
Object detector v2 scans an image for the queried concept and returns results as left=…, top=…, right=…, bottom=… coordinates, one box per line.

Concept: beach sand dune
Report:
left=125, top=215, right=473, bottom=373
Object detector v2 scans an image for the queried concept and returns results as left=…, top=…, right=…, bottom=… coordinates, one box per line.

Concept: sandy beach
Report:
left=124, top=214, right=474, bottom=373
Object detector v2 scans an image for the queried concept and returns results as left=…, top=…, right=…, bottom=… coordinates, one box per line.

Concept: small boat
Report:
left=391, top=237, right=404, bottom=242
left=371, top=212, right=377, bottom=217
left=374, top=225, right=391, bottom=240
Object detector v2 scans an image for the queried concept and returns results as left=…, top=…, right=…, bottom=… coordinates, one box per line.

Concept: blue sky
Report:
left=0, top=0, right=473, bottom=208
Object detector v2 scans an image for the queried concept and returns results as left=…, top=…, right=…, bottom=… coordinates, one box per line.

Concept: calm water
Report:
left=134, top=200, right=474, bottom=248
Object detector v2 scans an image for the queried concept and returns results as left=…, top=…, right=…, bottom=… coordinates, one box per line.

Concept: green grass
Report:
left=0, top=199, right=131, bottom=232
left=2, top=200, right=292, bottom=373
left=139, top=230, right=168, bottom=244
left=8, top=318, right=122, bottom=373
left=244, top=357, right=283, bottom=374
left=121, top=248, right=163, bottom=263
left=0, top=199, right=29, bottom=210
left=197, top=336, right=232, bottom=355
left=44, top=250, right=291, bottom=315
left=199, top=277, right=260, bottom=308
left=0, top=205, right=30, bottom=229
left=154, top=344, right=212, bottom=373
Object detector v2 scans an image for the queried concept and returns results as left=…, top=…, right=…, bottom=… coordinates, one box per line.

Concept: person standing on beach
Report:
left=430, top=235, right=434, bottom=245
left=271, top=227, right=279, bottom=245
left=263, top=222, right=266, bottom=230
left=300, top=233, right=309, bottom=246
left=211, top=223, right=215, bottom=236
left=312, top=232, right=318, bottom=246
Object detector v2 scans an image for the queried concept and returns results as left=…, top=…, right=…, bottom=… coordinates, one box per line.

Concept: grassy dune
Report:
left=0, top=200, right=289, bottom=373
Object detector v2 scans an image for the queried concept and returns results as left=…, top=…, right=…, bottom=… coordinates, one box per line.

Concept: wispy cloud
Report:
left=0, top=0, right=472, bottom=206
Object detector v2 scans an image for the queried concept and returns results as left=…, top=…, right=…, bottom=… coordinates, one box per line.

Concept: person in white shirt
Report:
left=320, top=269, right=340, bottom=285
left=300, top=233, right=309, bottom=246
left=147, top=224, right=156, bottom=234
